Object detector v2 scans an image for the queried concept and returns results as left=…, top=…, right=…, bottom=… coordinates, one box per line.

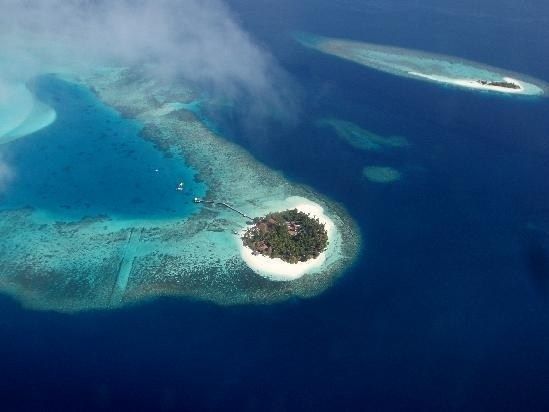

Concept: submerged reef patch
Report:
left=296, top=32, right=546, bottom=96
left=362, top=166, right=401, bottom=183
left=0, top=68, right=360, bottom=312
left=317, top=118, right=409, bottom=152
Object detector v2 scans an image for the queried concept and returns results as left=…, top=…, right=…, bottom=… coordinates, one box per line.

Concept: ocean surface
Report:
left=2, top=0, right=549, bottom=410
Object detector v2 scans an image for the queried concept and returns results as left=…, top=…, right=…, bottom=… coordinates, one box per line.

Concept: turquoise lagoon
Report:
left=1, top=75, right=205, bottom=220
left=296, top=33, right=547, bottom=96
left=0, top=69, right=359, bottom=312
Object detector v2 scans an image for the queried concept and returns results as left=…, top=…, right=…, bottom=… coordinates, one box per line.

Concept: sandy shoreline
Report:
left=238, top=196, right=336, bottom=281
left=408, top=72, right=529, bottom=94
left=0, top=82, right=57, bottom=144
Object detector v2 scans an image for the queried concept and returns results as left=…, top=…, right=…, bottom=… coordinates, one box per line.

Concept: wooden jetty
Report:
left=194, top=197, right=253, bottom=220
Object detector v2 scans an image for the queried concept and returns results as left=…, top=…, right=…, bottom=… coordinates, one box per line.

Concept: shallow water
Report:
left=296, top=32, right=546, bottom=96
left=0, top=69, right=358, bottom=312
left=0, top=76, right=205, bottom=220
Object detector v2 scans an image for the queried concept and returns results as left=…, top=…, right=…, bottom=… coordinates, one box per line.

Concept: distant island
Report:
left=241, top=209, right=329, bottom=264
left=295, top=32, right=546, bottom=96
left=476, top=80, right=521, bottom=89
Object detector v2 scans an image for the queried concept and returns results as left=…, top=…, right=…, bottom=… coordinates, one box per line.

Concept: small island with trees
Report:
left=241, top=209, right=329, bottom=264
left=476, top=79, right=521, bottom=89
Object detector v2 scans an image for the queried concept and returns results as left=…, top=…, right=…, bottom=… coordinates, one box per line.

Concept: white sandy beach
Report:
left=407, top=72, right=530, bottom=95
left=239, top=197, right=336, bottom=281
left=0, top=82, right=56, bottom=144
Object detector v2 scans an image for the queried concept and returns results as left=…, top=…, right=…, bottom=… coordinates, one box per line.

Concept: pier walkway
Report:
left=194, top=197, right=253, bottom=220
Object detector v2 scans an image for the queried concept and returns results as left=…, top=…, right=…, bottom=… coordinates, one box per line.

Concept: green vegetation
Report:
left=242, top=209, right=329, bottom=264
left=477, top=80, right=520, bottom=89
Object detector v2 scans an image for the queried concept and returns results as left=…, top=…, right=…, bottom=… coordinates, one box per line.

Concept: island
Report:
left=241, top=209, right=328, bottom=264
left=476, top=80, right=521, bottom=89
left=0, top=11, right=361, bottom=313
left=295, top=32, right=546, bottom=96
left=237, top=196, right=340, bottom=282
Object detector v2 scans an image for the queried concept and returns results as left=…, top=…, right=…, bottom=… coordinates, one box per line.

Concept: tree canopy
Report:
left=241, top=209, right=329, bottom=264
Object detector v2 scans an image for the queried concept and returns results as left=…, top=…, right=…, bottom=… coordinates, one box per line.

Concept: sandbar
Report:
left=0, top=69, right=360, bottom=312
left=0, top=82, right=56, bottom=145
left=408, top=72, right=528, bottom=94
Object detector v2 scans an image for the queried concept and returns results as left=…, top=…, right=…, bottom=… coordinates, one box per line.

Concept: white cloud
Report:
left=0, top=0, right=295, bottom=116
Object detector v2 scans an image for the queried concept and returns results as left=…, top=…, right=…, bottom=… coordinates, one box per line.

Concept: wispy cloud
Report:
left=0, top=0, right=295, bottom=117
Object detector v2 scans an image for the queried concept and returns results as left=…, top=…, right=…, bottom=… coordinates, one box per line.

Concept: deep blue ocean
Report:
left=1, top=1, right=549, bottom=410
